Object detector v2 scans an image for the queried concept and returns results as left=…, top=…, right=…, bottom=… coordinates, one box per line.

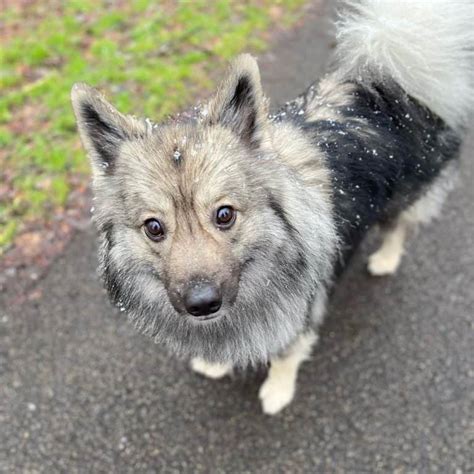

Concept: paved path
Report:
left=1, top=3, right=473, bottom=472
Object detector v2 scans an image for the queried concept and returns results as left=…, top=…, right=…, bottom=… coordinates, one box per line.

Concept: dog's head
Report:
left=72, top=54, right=335, bottom=366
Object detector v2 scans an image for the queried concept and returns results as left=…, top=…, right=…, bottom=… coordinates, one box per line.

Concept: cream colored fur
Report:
left=333, top=0, right=474, bottom=128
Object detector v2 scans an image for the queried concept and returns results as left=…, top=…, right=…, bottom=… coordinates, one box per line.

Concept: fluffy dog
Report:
left=72, top=0, right=474, bottom=414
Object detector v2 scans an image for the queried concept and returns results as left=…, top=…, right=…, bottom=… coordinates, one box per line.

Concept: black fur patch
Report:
left=266, top=192, right=308, bottom=289
left=99, top=220, right=114, bottom=239
left=221, top=76, right=258, bottom=147
left=101, top=225, right=122, bottom=305
left=81, top=103, right=124, bottom=173
left=230, top=77, right=253, bottom=109
left=293, top=80, right=461, bottom=266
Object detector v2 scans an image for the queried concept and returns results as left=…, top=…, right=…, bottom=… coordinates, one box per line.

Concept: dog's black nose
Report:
left=184, top=282, right=222, bottom=317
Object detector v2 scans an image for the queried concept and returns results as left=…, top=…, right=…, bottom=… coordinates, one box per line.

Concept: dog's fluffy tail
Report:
left=333, top=0, right=474, bottom=129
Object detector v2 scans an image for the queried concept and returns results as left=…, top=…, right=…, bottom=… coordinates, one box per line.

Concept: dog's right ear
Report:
left=71, top=83, right=147, bottom=174
left=206, top=54, right=268, bottom=148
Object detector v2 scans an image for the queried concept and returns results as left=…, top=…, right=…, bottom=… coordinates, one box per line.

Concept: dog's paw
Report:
left=259, top=375, right=295, bottom=415
left=190, top=357, right=231, bottom=379
left=367, top=251, right=401, bottom=276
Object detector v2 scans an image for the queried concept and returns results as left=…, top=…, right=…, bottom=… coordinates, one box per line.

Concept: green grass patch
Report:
left=0, top=0, right=306, bottom=252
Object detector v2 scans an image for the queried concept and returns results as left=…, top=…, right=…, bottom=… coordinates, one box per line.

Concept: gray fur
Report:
left=71, top=56, right=337, bottom=368
left=71, top=1, right=473, bottom=413
left=71, top=49, right=465, bottom=370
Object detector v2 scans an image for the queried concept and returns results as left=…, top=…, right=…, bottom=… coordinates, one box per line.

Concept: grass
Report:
left=0, top=0, right=306, bottom=253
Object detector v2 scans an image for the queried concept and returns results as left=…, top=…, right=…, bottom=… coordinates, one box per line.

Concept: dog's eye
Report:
left=215, top=206, right=236, bottom=229
left=144, top=218, right=165, bottom=241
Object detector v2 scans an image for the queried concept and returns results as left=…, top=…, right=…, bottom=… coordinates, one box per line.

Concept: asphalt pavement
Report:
left=1, top=2, right=473, bottom=472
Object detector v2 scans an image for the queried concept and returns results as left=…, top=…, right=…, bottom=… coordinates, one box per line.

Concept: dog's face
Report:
left=72, top=55, right=334, bottom=366
left=99, top=124, right=259, bottom=320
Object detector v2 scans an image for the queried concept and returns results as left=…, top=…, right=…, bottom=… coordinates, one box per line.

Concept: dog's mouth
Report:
left=188, top=308, right=226, bottom=323
left=192, top=314, right=221, bottom=322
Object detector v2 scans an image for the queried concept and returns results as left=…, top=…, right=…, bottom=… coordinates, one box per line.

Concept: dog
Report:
left=71, top=0, right=474, bottom=414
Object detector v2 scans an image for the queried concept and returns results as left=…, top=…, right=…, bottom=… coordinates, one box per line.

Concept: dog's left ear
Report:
left=206, top=54, right=267, bottom=148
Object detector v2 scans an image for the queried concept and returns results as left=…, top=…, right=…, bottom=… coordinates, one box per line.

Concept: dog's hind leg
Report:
left=259, top=331, right=317, bottom=415
left=190, top=358, right=232, bottom=379
left=367, top=218, right=409, bottom=276
left=368, top=163, right=458, bottom=276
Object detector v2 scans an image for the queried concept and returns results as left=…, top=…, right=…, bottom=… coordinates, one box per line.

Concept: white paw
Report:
left=367, top=251, right=401, bottom=276
left=258, top=374, right=296, bottom=415
left=190, top=357, right=231, bottom=379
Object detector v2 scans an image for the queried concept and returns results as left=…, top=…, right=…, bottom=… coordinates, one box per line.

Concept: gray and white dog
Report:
left=72, top=0, right=474, bottom=414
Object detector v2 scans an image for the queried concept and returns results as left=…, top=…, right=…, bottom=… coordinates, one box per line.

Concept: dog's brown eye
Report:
left=144, top=218, right=165, bottom=241
left=215, top=206, right=236, bottom=229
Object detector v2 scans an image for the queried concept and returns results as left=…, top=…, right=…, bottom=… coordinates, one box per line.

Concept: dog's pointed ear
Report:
left=71, top=83, right=147, bottom=174
left=206, top=54, right=267, bottom=147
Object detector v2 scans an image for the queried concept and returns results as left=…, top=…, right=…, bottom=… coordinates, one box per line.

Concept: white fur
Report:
left=368, top=163, right=459, bottom=276
left=190, top=358, right=232, bottom=379
left=368, top=223, right=407, bottom=276
left=259, top=331, right=317, bottom=415
left=310, top=289, right=328, bottom=327
left=333, top=0, right=474, bottom=128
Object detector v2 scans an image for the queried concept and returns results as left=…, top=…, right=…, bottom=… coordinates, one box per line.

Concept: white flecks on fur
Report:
left=306, top=77, right=357, bottom=123
left=333, top=0, right=474, bottom=128
left=190, top=357, right=232, bottom=379
left=259, top=331, right=317, bottom=415
left=173, top=149, right=182, bottom=162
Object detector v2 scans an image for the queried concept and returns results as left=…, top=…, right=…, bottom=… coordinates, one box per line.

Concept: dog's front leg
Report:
left=190, top=357, right=233, bottom=379
left=259, top=331, right=317, bottom=415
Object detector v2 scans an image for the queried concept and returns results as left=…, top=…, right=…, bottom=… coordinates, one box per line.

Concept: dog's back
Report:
left=272, top=0, right=473, bottom=268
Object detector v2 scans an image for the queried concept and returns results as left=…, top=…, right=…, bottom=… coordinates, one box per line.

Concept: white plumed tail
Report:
left=333, top=0, right=474, bottom=129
